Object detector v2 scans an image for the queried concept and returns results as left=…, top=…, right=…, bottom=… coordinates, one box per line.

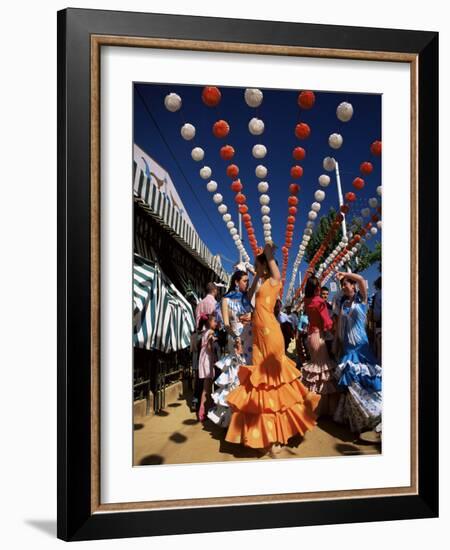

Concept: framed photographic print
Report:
left=57, top=8, right=439, bottom=541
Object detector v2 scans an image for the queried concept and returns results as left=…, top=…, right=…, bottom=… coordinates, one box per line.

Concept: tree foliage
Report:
left=304, top=208, right=381, bottom=274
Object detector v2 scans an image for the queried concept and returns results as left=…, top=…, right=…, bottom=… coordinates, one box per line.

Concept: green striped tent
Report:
left=133, top=254, right=195, bottom=352
left=133, top=162, right=229, bottom=283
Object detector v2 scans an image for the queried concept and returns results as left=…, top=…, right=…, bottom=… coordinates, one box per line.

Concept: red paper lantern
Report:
left=370, top=140, right=382, bottom=157
left=202, top=86, right=221, bottom=107
left=360, top=228, right=367, bottom=236
left=288, top=196, right=299, bottom=206
left=298, top=90, right=315, bottom=109
left=238, top=204, right=248, bottom=214
left=242, top=213, right=251, bottom=222
left=213, top=119, right=230, bottom=138
left=336, top=213, right=344, bottom=223
left=287, top=215, right=296, bottom=224
left=352, top=177, right=365, bottom=190
left=290, top=165, right=304, bottom=179
left=289, top=183, right=300, bottom=195
left=289, top=206, right=297, bottom=215
left=230, top=180, right=242, bottom=192
left=353, top=235, right=361, bottom=242
left=235, top=193, right=246, bottom=204
left=286, top=231, right=293, bottom=238
left=282, top=246, right=288, bottom=253
left=340, top=204, right=350, bottom=214
left=247, top=227, right=255, bottom=235
left=377, top=206, right=382, bottom=214
left=220, top=145, right=235, bottom=160
left=371, top=214, right=379, bottom=222
left=365, top=222, right=372, bottom=229
left=295, top=122, right=311, bottom=140
left=287, top=224, right=294, bottom=231
left=345, top=192, right=356, bottom=202
left=227, top=164, right=239, bottom=179
left=293, top=146, right=306, bottom=161
left=360, top=161, right=373, bottom=175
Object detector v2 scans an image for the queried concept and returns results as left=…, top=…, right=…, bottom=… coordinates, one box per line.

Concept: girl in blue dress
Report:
left=333, top=272, right=382, bottom=434
left=207, top=270, right=256, bottom=427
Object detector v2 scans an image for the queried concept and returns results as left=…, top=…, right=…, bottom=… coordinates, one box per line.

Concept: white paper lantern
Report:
left=304, top=235, right=311, bottom=242
left=336, top=102, right=354, bottom=122
left=323, top=156, right=336, bottom=171
left=264, top=230, right=271, bottom=237
left=213, top=193, right=223, bottom=204
left=314, top=190, right=325, bottom=202
left=259, top=194, right=270, bottom=205
left=249, top=117, right=265, bottom=135
left=230, top=228, right=238, bottom=235
left=300, top=245, right=306, bottom=251
left=319, top=174, right=331, bottom=187
left=311, top=202, right=321, bottom=212
left=226, top=221, right=235, bottom=229
left=232, top=234, right=240, bottom=241
left=377, top=221, right=382, bottom=229
left=181, top=123, right=196, bottom=140
left=342, top=236, right=349, bottom=244
left=306, top=221, right=315, bottom=228
left=304, top=228, right=313, bottom=236
left=252, top=144, right=267, bottom=158
left=361, top=208, right=370, bottom=218
left=352, top=247, right=358, bottom=254
left=263, top=223, right=272, bottom=231
left=377, top=185, right=382, bottom=197
left=261, top=215, right=270, bottom=224
left=265, top=236, right=272, bottom=243
left=255, top=165, right=268, bottom=179
left=191, top=147, right=204, bottom=161
left=328, top=133, right=343, bottom=149
left=218, top=204, right=227, bottom=214
left=369, top=197, right=378, bottom=208
left=261, top=205, right=270, bottom=215
left=245, top=88, right=263, bottom=108
left=200, top=166, right=212, bottom=179
left=206, top=180, right=218, bottom=193
left=164, top=92, right=182, bottom=112
left=308, top=210, right=317, bottom=221
left=370, top=227, right=378, bottom=235
left=222, top=213, right=232, bottom=222
left=257, top=181, right=269, bottom=193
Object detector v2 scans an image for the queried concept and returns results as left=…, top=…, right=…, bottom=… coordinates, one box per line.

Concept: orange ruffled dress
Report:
left=225, top=278, right=321, bottom=448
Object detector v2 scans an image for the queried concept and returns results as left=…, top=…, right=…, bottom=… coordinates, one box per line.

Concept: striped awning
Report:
left=133, top=162, right=229, bottom=283
left=133, top=254, right=195, bottom=352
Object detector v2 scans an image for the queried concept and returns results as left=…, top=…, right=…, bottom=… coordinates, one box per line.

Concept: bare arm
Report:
left=337, top=271, right=368, bottom=303
left=264, top=243, right=281, bottom=283
left=247, top=274, right=260, bottom=303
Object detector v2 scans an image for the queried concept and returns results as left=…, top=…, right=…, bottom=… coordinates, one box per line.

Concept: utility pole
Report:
left=335, top=160, right=351, bottom=273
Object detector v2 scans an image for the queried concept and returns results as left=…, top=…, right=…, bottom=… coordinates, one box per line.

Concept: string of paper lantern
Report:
left=165, top=86, right=253, bottom=262
left=296, top=137, right=382, bottom=291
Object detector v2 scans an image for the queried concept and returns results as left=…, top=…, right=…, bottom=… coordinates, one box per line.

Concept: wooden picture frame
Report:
left=57, top=7, right=438, bottom=541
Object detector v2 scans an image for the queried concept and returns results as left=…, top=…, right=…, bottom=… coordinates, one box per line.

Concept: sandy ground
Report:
left=133, top=387, right=381, bottom=466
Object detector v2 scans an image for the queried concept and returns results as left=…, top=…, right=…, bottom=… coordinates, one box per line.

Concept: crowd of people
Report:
left=190, top=242, right=382, bottom=456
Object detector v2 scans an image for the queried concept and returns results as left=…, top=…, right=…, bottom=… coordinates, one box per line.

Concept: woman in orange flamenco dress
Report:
left=225, top=242, right=321, bottom=453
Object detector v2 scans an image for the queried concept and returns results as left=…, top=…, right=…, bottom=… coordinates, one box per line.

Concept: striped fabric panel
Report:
left=133, top=255, right=195, bottom=352
left=133, top=166, right=229, bottom=282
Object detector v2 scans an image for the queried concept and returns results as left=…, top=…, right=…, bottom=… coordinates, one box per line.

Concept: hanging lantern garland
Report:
left=164, top=86, right=251, bottom=262
left=282, top=91, right=317, bottom=293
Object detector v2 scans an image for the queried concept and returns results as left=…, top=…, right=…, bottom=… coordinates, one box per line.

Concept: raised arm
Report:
left=337, top=271, right=368, bottom=303
left=264, top=242, right=281, bottom=283
left=247, top=273, right=260, bottom=303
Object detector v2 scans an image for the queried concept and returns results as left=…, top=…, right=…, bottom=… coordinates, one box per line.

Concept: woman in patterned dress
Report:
left=333, top=272, right=382, bottom=434
left=207, top=270, right=255, bottom=427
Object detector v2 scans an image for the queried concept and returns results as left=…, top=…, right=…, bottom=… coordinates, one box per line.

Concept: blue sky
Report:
left=134, top=83, right=382, bottom=299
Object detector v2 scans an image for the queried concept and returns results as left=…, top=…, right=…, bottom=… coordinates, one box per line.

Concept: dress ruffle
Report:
left=207, top=353, right=243, bottom=428
left=226, top=355, right=320, bottom=448
left=301, top=362, right=338, bottom=395
left=335, top=352, right=382, bottom=392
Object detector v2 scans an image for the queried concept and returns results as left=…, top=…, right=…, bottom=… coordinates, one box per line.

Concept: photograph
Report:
left=132, top=83, right=383, bottom=466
